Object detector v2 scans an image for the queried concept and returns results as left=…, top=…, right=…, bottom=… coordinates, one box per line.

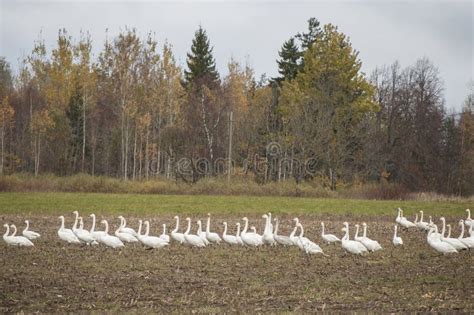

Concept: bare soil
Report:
left=1, top=213, right=473, bottom=313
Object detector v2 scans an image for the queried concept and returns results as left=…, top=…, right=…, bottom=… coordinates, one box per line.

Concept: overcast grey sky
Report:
left=1, top=0, right=472, bottom=111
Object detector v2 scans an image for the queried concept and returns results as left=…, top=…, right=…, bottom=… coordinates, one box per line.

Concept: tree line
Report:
left=0, top=18, right=472, bottom=195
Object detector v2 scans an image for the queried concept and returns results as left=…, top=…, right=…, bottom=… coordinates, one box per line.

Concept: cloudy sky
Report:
left=1, top=0, right=472, bottom=111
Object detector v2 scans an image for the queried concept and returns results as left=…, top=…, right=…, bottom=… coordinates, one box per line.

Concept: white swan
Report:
left=197, top=220, right=210, bottom=245
left=171, top=216, right=186, bottom=244
left=183, top=217, right=206, bottom=247
left=115, top=218, right=138, bottom=243
left=72, top=211, right=80, bottom=234
left=206, top=213, right=222, bottom=244
left=136, top=220, right=168, bottom=249
left=89, top=214, right=106, bottom=241
left=398, top=209, right=416, bottom=228
left=465, top=209, right=474, bottom=231
left=118, top=216, right=137, bottom=236
left=295, top=223, right=326, bottom=255
left=240, top=217, right=263, bottom=247
left=427, top=225, right=457, bottom=254
left=9, top=224, right=34, bottom=246
left=439, top=217, right=467, bottom=251
left=392, top=225, right=403, bottom=246
left=235, top=222, right=244, bottom=245
left=320, top=222, right=340, bottom=244
left=58, top=216, right=81, bottom=244
left=417, top=211, right=430, bottom=231
left=341, top=222, right=367, bottom=255
left=222, top=222, right=239, bottom=245
left=160, top=224, right=170, bottom=243
left=74, top=216, right=96, bottom=245
left=273, top=218, right=294, bottom=246
left=3, top=224, right=20, bottom=246
left=98, top=220, right=124, bottom=248
left=22, top=220, right=40, bottom=240
left=360, top=222, right=382, bottom=251
left=458, top=220, right=474, bottom=248
left=262, top=214, right=275, bottom=245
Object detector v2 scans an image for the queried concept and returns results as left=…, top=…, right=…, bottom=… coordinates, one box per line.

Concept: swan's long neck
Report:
left=3, top=225, right=9, bottom=237
left=355, top=225, right=360, bottom=239
left=393, top=225, right=398, bottom=238
left=145, top=221, right=150, bottom=236
left=197, top=221, right=202, bottom=234
left=60, top=217, right=65, bottom=230
left=24, top=221, right=30, bottom=232
left=467, top=209, right=471, bottom=220
left=90, top=215, right=96, bottom=232
left=103, top=221, right=109, bottom=234
left=298, top=225, right=304, bottom=237
left=137, top=221, right=143, bottom=236
left=263, top=216, right=269, bottom=234
left=11, top=225, right=17, bottom=236
left=447, top=225, right=451, bottom=238
left=223, top=223, right=227, bottom=236
left=344, top=224, right=350, bottom=241
left=73, top=214, right=79, bottom=230
left=274, top=220, right=279, bottom=236
left=420, top=211, right=424, bottom=222
left=363, top=225, right=367, bottom=238
left=242, top=219, right=248, bottom=234
left=441, top=219, right=446, bottom=237
left=290, top=225, right=297, bottom=238
left=206, top=216, right=211, bottom=233
left=123, top=217, right=128, bottom=228
left=173, top=217, right=179, bottom=233
left=185, top=220, right=191, bottom=235
left=162, top=224, right=166, bottom=235
left=236, top=224, right=241, bottom=237
left=459, top=222, right=465, bottom=239
left=321, top=223, right=325, bottom=236
left=79, top=218, right=84, bottom=230
left=414, top=214, right=418, bottom=224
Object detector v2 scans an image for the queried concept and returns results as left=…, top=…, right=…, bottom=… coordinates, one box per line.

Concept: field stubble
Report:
left=1, top=213, right=473, bottom=313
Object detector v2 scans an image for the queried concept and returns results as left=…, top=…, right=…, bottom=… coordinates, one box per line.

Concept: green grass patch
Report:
left=1, top=192, right=470, bottom=216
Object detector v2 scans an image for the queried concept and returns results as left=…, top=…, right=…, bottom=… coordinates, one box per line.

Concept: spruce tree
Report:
left=184, top=26, right=219, bottom=87
left=276, top=37, right=301, bottom=82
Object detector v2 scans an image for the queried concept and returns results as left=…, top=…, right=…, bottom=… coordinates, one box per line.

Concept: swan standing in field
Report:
left=160, top=224, right=170, bottom=243
left=427, top=225, right=457, bottom=254
left=341, top=222, right=367, bottom=255
left=22, top=220, right=40, bottom=240
left=458, top=220, right=474, bottom=248
left=360, top=222, right=382, bottom=251
left=439, top=217, right=467, bottom=251
left=183, top=217, right=206, bottom=247
left=138, top=220, right=168, bottom=249
left=89, top=214, right=106, bottom=242
left=320, top=222, right=340, bottom=244
left=72, top=211, right=81, bottom=234
left=222, top=222, right=239, bottom=245
left=58, top=215, right=81, bottom=244
left=240, top=217, right=263, bottom=247
left=3, top=224, right=19, bottom=246
left=171, top=216, right=186, bottom=244
left=114, top=218, right=138, bottom=243
left=9, top=224, right=34, bottom=246
left=393, top=225, right=403, bottom=246
left=398, top=209, right=416, bottom=228
left=295, top=223, right=326, bottom=255
left=235, top=222, right=244, bottom=245
left=273, top=218, right=294, bottom=246
left=262, top=214, right=276, bottom=245
left=417, top=211, right=430, bottom=231
left=206, top=213, right=222, bottom=244
left=74, top=216, right=96, bottom=245
left=197, top=220, right=210, bottom=245
left=98, top=220, right=124, bottom=248
left=118, top=216, right=137, bottom=236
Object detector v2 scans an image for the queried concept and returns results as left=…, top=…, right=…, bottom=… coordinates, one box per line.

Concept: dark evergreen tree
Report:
left=275, top=37, right=301, bottom=82
left=184, top=26, right=219, bottom=87
left=296, top=17, right=322, bottom=50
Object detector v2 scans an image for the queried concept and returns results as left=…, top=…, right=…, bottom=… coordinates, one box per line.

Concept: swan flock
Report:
left=3, top=208, right=473, bottom=256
